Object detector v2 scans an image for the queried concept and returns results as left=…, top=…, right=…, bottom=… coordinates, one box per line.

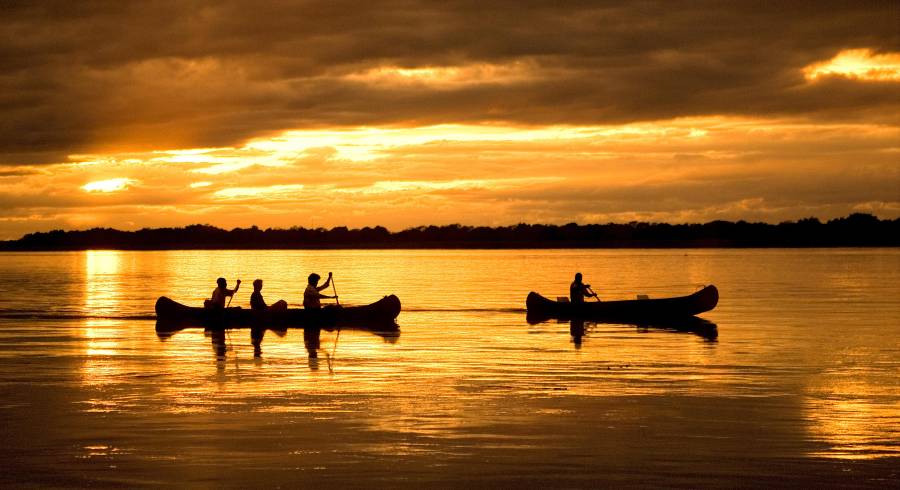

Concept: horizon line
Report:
left=5, top=212, right=895, bottom=242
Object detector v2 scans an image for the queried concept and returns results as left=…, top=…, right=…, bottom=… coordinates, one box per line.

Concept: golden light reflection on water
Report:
left=805, top=367, right=900, bottom=460
left=142, top=324, right=389, bottom=413
left=46, top=249, right=900, bottom=463
left=806, top=397, right=900, bottom=460
left=81, top=251, right=130, bottom=389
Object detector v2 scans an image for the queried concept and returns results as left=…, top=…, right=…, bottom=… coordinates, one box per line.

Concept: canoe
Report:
left=155, top=294, right=401, bottom=331
left=526, top=285, right=718, bottom=322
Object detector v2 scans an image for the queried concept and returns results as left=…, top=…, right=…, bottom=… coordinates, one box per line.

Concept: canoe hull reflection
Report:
left=155, top=295, right=401, bottom=330
left=526, top=285, right=718, bottom=322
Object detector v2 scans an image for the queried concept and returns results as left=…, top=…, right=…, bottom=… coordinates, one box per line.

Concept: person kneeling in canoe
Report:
left=303, top=272, right=338, bottom=309
left=204, top=277, right=240, bottom=309
left=570, top=272, right=599, bottom=303
left=250, top=279, right=288, bottom=311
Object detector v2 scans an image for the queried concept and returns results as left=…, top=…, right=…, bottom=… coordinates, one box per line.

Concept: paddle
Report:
left=226, top=279, right=241, bottom=307
left=330, top=272, right=339, bottom=305
left=224, top=279, right=241, bottom=367
left=586, top=286, right=600, bottom=302
left=327, top=272, right=340, bottom=374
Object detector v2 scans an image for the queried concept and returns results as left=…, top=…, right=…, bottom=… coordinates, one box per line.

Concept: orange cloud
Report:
left=804, top=49, right=900, bottom=82
left=214, top=184, right=306, bottom=200
left=342, top=61, right=538, bottom=87
left=0, top=114, right=897, bottom=240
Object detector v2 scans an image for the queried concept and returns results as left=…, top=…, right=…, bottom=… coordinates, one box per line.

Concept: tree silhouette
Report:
left=1, top=214, right=897, bottom=250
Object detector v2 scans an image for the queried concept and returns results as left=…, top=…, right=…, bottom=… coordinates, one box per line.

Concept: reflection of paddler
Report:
left=210, top=328, right=227, bottom=358
left=250, top=325, right=288, bottom=358
left=304, top=327, right=321, bottom=370
left=251, top=326, right=265, bottom=357
left=570, top=319, right=585, bottom=349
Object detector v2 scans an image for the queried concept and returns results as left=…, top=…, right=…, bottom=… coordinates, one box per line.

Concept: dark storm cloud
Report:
left=1, top=0, right=898, bottom=165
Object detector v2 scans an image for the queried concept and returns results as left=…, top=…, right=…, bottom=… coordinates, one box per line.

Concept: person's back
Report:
left=250, top=291, right=266, bottom=310
left=210, top=286, right=227, bottom=308
left=570, top=280, right=584, bottom=304
left=570, top=272, right=595, bottom=303
left=303, top=283, right=319, bottom=309
left=249, top=279, right=288, bottom=312
left=250, top=279, right=267, bottom=311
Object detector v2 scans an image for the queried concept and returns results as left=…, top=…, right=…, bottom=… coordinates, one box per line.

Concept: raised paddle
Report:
left=226, top=279, right=242, bottom=307
left=329, top=272, right=339, bottom=305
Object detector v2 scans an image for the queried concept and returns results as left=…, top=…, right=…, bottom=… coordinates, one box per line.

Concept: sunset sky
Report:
left=1, top=1, right=898, bottom=239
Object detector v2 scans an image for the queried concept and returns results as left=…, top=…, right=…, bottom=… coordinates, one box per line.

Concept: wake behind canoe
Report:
left=526, top=285, right=718, bottom=322
left=155, top=294, right=401, bottom=331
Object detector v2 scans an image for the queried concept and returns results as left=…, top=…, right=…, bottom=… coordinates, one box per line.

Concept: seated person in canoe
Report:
left=250, top=279, right=287, bottom=311
left=204, top=277, right=240, bottom=309
left=303, top=272, right=338, bottom=309
left=570, top=272, right=599, bottom=303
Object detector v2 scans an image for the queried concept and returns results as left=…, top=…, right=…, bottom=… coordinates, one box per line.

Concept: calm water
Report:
left=0, top=249, right=897, bottom=487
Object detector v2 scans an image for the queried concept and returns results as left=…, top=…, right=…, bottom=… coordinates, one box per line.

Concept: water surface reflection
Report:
left=160, top=323, right=400, bottom=365
left=0, top=249, right=897, bottom=487
left=550, top=316, right=719, bottom=348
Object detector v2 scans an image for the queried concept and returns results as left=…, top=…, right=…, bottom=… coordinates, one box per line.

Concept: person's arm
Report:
left=317, top=273, right=332, bottom=291
left=582, top=284, right=594, bottom=298
left=227, top=280, right=242, bottom=296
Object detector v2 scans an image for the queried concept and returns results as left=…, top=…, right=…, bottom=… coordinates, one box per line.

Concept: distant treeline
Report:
left=1, top=213, right=898, bottom=250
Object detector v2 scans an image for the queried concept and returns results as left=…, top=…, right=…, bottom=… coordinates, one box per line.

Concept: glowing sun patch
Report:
left=804, top=49, right=900, bottom=82
left=82, top=178, right=136, bottom=193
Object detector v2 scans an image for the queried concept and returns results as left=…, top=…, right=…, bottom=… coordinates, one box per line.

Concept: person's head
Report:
left=217, top=277, right=227, bottom=288
left=308, top=273, right=320, bottom=285
left=574, top=272, right=582, bottom=282
left=253, top=279, right=263, bottom=291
